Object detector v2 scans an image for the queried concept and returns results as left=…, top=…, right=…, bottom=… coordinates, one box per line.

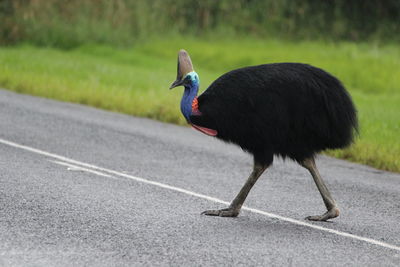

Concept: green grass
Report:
left=0, top=38, right=399, bottom=172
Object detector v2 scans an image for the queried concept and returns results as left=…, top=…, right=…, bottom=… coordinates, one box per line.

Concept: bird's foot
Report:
left=201, top=207, right=240, bottom=217
left=305, top=207, right=339, bottom=221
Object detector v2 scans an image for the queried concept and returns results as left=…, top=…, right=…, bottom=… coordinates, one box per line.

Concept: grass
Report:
left=0, top=37, right=399, bottom=172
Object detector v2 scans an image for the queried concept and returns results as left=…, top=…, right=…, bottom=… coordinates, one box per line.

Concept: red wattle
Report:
left=191, top=124, right=218, bottom=136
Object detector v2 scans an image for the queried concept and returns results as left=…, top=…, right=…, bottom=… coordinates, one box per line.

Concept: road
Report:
left=0, top=89, right=399, bottom=266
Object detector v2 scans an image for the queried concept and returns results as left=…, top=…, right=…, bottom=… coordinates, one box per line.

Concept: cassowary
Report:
left=170, top=50, right=357, bottom=221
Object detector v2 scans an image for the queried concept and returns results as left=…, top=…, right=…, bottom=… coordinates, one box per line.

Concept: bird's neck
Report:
left=180, top=82, right=199, bottom=122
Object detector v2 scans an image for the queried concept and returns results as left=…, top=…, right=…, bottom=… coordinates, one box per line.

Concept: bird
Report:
left=169, top=49, right=357, bottom=221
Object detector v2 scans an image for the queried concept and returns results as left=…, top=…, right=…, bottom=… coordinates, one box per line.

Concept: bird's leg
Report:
left=202, top=161, right=269, bottom=217
left=301, top=157, right=339, bottom=221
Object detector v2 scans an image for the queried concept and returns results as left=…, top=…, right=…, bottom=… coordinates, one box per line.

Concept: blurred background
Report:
left=0, top=0, right=399, bottom=171
left=2, top=0, right=400, bottom=46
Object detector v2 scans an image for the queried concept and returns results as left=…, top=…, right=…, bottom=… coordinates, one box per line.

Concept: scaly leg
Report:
left=202, top=160, right=269, bottom=217
left=301, top=157, right=339, bottom=221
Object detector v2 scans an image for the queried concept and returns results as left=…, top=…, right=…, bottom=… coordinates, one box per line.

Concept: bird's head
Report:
left=170, top=49, right=199, bottom=89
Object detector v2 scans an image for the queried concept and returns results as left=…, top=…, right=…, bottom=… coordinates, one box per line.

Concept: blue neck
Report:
left=180, top=83, right=199, bottom=122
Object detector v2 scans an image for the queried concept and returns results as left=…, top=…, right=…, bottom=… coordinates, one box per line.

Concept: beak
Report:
left=169, top=49, right=194, bottom=89
left=169, top=79, right=183, bottom=89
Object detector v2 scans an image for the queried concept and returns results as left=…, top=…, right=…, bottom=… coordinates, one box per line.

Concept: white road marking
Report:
left=51, top=160, right=113, bottom=178
left=1, top=137, right=399, bottom=252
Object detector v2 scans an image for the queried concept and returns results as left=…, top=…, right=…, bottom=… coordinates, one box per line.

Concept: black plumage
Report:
left=170, top=50, right=357, bottom=221
left=191, top=63, right=358, bottom=165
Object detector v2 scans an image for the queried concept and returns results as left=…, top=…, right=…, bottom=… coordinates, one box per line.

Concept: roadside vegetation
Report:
left=2, top=0, right=399, bottom=47
left=1, top=38, right=399, bottom=172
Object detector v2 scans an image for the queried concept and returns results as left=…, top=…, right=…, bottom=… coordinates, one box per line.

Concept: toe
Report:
left=305, top=208, right=340, bottom=221
left=201, top=208, right=239, bottom=217
left=201, top=210, right=221, bottom=216
left=305, top=215, right=325, bottom=221
left=219, top=210, right=239, bottom=217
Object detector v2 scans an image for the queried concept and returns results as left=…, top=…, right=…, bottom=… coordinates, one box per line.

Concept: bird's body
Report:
left=170, top=50, right=357, bottom=221
left=190, top=63, right=357, bottom=165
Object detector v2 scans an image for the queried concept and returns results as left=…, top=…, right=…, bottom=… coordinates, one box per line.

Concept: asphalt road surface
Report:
left=1, top=89, right=399, bottom=266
